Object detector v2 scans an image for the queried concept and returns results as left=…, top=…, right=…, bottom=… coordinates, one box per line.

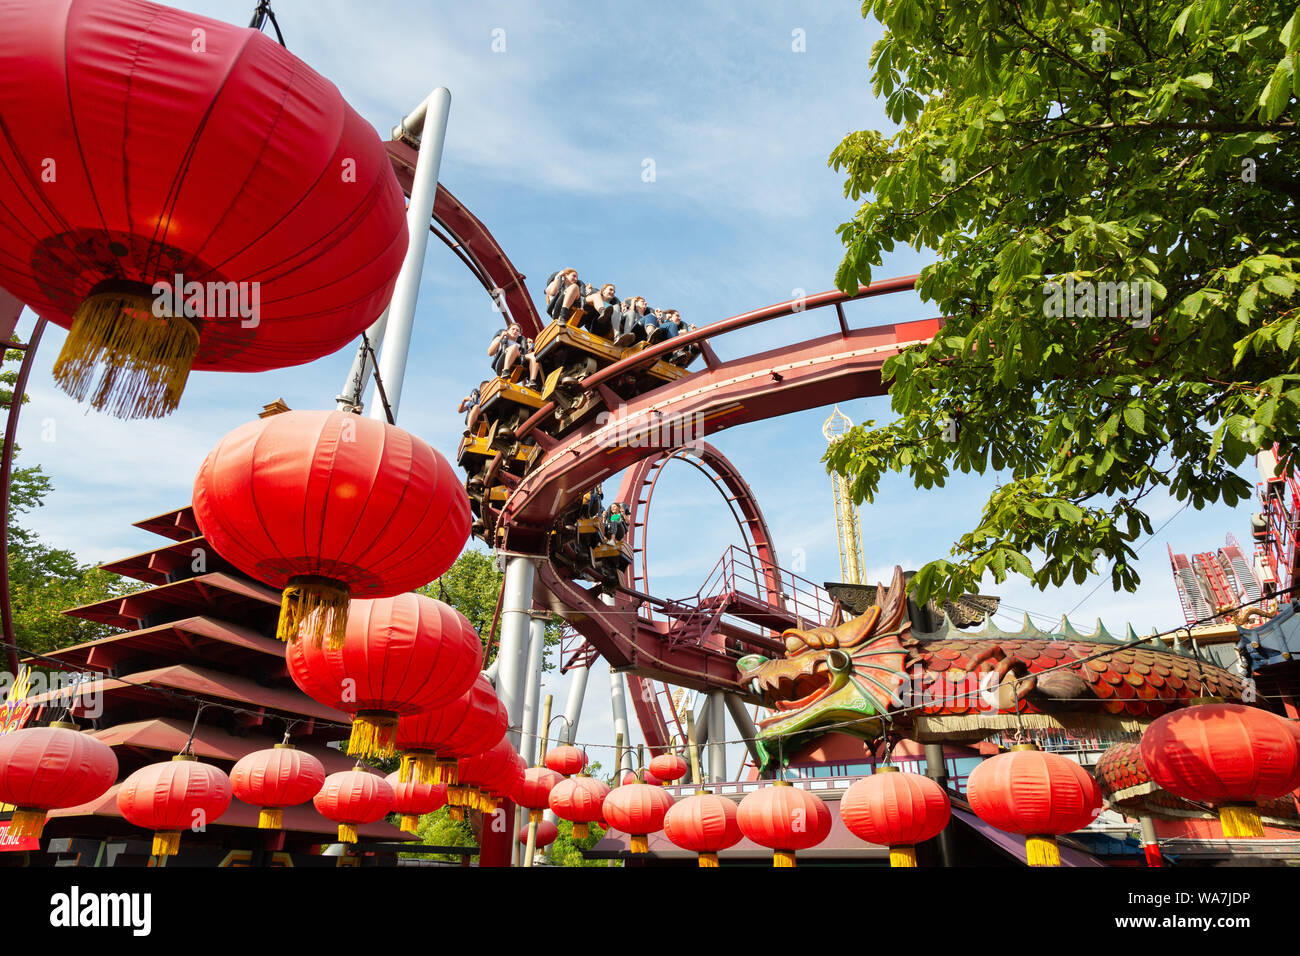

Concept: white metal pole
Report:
left=368, top=87, right=452, bottom=422
left=708, top=690, right=727, bottom=783
left=496, top=555, right=535, bottom=751
left=602, top=595, right=633, bottom=774
left=520, top=614, right=547, bottom=766
left=560, top=659, right=590, bottom=745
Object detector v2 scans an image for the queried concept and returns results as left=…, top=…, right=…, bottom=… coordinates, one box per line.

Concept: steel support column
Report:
left=707, top=690, right=726, bottom=782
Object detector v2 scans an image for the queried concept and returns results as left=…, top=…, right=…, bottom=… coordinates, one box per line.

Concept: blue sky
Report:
left=8, top=1, right=1261, bottom=767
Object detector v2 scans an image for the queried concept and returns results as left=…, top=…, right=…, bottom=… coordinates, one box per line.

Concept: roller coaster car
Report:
left=479, top=370, right=544, bottom=444
left=534, top=317, right=690, bottom=413
left=591, top=539, right=632, bottom=571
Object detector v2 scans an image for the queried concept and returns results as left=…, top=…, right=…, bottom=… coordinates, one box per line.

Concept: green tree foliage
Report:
left=828, top=0, right=1300, bottom=604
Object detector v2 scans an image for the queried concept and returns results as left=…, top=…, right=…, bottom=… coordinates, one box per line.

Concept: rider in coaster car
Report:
left=545, top=268, right=582, bottom=322
left=583, top=283, right=621, bottom=339
left=602, top=501, right=628, bottom=543
left=662, top=310, right=701, bottom=367
left=488, top=322, right=543, bottom=390
left=615, top=296, right=671, bottom=348
left=458, top=380, right=487, bottom=436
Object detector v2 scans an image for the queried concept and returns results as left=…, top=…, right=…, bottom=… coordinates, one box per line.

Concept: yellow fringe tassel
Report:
left=631, top=835, right=648, bottom=854
left=338, top=823, right=358, bottom=844
left=152, top=831, right=181, bottom=857
left=890, top=846, right=918, bottom=868
left=52, top=289, right=199, bottom=420
left=401, top=814, right=419, bottom=834
left=773, top=850, right=796, bottom=868
left=277, top=577, right=351, bottom=647
left=574, top=822, right=589, bottom=839
left=7, top=808, right=46, bottom=840
left=529, top=809, right=542, bottom=825
left=347, top=713, right=398, bottom=758
left=1220, top=804, right=1265, bottom=839
left=433, top=759, right=458, bottom=786
left=1026, top=836, right=1061, bottom=866
left=449, top=807, right=464, bottom=822
left=258, top=807, right=283, bottom=830
left=698, top=852, right=718, bottom=867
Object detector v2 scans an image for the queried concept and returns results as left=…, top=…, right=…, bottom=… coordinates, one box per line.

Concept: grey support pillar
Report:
left=496, top=555, right=536, bottom=752
left=924, top=742, right=958, bottom=867
left=707, top=690, right=726, bottom=783
left=725, top=693, right=762, bottom=771
left=519, top=613, right=547, bottom=766
left=560, top=659, right=590, bottom=745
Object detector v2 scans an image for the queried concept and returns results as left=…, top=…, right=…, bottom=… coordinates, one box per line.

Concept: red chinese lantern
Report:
left=737, top=781, right=832, bottom=867
left=840, top=767, right=950, bottom=867
left=545, top=744, right=586, bottom=777
left=649, top=753, right=688, bottom=786
left=116, top=754, right=232, bottom=857
left=514, top=766, right=563, bottom=827
left=548, top=773, right=610, bottom=839
left=229, top=743, right=326, bottom=829
left=966, top=744, right=1101, bottom=866
left=287, top=592, right=482, bottom=757
left=603, top=780, right=674, bottom=854
left=1140, top=702, right=1300, bottom=838
left=663, top=789, right=741, bottom=867
left=397, top=676, right=507, bottom=785
left=622, top=768, right=662, bottom=787
left=0, top=722, right=117, bottom=838
left=519, top=819, right=559, bottom=849
left=193, top=410, right=471, bottom=647
left=0, top=0, right=407, bottom=419
left=384, top=772, right=447, bottom=834
left=450, top=739, right=522, bottom=819
left=313, top=767, right=394, bottom=844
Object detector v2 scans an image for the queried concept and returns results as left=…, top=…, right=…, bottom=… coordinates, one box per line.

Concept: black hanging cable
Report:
left=248, top=1, right=287, bottom=47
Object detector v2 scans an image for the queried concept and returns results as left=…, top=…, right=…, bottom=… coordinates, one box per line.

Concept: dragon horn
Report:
left=876, top=566, right=908, bottom=634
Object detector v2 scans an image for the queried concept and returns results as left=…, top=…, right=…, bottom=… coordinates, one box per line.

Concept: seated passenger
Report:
left=545, top=268, right=582, bottom=322
left=615, top=297, right=670, bottom=347
left=663, top=311, right=701, bottom=366
left=584, top=483, right=604, bottom=520
left=458, top=381, right=487, bottom=436
left=488, top=323, right=543, bottom=389
left=601, top=501, right=628, bottom=543
left=583, top=283, right=621, bottom=338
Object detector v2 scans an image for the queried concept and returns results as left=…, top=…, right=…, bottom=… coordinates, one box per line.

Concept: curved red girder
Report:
left=385, top=140, right=544, bottom=336
left=616, top=443, right=780, bottom=753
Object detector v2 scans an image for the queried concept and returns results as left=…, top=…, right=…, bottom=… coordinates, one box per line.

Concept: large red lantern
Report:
left=0, top=722, right=117, bottom=838
left=313, top=768, right=394, bottom=843
left=384, top=772, right=447, bottom=834
left=397, top=676, right=507, bottom=785
left=663, top=790, right=741, bottom=867
left=603, top=781, right=674, bottom=854
left=840, top=767, right=950, bottom=867
left=514, top=767, right=564, bottom=826
left=229, top=743, right=326, bottom=830
left=545, top=744, right=586, bottom=777
left=116, top=754, right=232, bottom=857
left=0, top=0, right=407, bottom=419
left=966, top=744, right=1101, bottom=866
left=648, top=753, right=688, bottom=786
left=1141, top=702, right=1300, bottom=838
left=519, top=819, right=559, bottom=849
left=450, top=739, right=522, bottom=819
left=193, top=410, right=471, bottom=647
left=287, top=593, right=482, bottom=757
left=737, top=781, right=832, bottom=867
left=548, top=774, right=610, bottom=839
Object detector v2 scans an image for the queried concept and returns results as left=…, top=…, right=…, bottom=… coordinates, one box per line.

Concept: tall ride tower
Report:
left=823, top=407, right=865, bottom=585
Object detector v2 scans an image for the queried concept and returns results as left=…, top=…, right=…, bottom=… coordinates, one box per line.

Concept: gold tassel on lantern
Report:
left=1026, top=835, right=1061, bottom=867
left=258, top=807, right=283, bottom=830
left=338, top=823, right=358, bottom=844
left=7, top=808, right=47, bottom=840
left=631, top=835, right=649, bottom=854
left=348, top=712, right=398, bottom=758
left=400, top=814, right=419, bottom=834
left=1219, top=804, right=1265, bottom=838
left=449, top=807, right=464, bottom=822
left=52, top=282, right=200, bottom=420
left=698, top=852, right=719, bottom=868
left=573, top=822, right=589, bottom=839
left=401, top=752, right=455, bottom=785
left=278, top=576, right=351, bottom=647
left=773, top=850, right=796, bottom=867
left=890, top=846, right=918, bottom=868
left=152, top=831, right=182, bottom=857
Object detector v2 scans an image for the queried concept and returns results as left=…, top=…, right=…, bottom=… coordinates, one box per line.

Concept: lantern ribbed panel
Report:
left=840, top=770, right=950, bottom=847
left=397, top=676, right=507, bottom=758
left=736, top=784, right=832, bottom=852
left=603, top=783, right=674, bottom=837
left=117, top=758, right=232, bottom=832
left=549, top=776, right=610, bottom=824
left=514, top=767, right=563, bottom=812
left=966, top=749, right=1102, bottom=836
left=664, top=791, right=742, bottom=854
left=648, top=754, right=688, bottom=784
left=230, top=746, right=325, bottom=810
left=313, top=770, right=393, bottom=826
left=384, top=772, right=447, bottom=816
left=0, top=726, right=118, bottom=812
left=544, top=745, right=586, bottom=776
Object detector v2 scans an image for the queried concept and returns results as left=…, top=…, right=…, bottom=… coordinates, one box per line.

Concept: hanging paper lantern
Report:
left=384, top=772, right=447, bottom=834
left=545, top=744, right=586, bottom=777
left=0, top=722, right=117, bottom=839
left=737, top=781, right=832, bottom=867
left=966, top=744, right=1101, bottom=866
left=1140, top=702, right=1300, bottom=838
left=514, top=767, right=564, bottom=826
left=840, top=767, right=950, bottom=867
left=313, top=767, right=394, bottom=844
left=193, top=410, right=471, bottom=647
left=397, top=676, right=507, bottom=786
left=649, top=753, right=688, bottom=786
left=519, top=819, right=559, bottom=849
left=603, top=780, right=674, bottom=854
left=116, top=755, right=232, bottom=857
left=0, top=0, right=407, bottom=419
left=229, top=743, right=326, bottom=830
left=450, top=739, right=522, bottom=820
left=548, top=773, right=610, bottom=839
left=663, top=789, right=742, bottom=867
left=287, top=593, right=482, bottom=757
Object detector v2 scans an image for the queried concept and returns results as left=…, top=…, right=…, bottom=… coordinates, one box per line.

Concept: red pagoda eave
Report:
left=64, top=572, right=279, bottom=629
left=21, top=662, right=348, bottom=724
left=98, top=535, right=234, bottom=586
left=131, top=505, right=200, bottom=543
left=33, top=615, right=285, bottom=673
left=86, top=718, right=357, bottom=773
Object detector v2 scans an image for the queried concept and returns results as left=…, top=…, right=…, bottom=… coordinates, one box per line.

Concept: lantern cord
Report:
left=181, top=704, right=208, bottom=756
left=248, top=1, right=287, bottom=47
left=358, top=331, right=395, bottom=425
